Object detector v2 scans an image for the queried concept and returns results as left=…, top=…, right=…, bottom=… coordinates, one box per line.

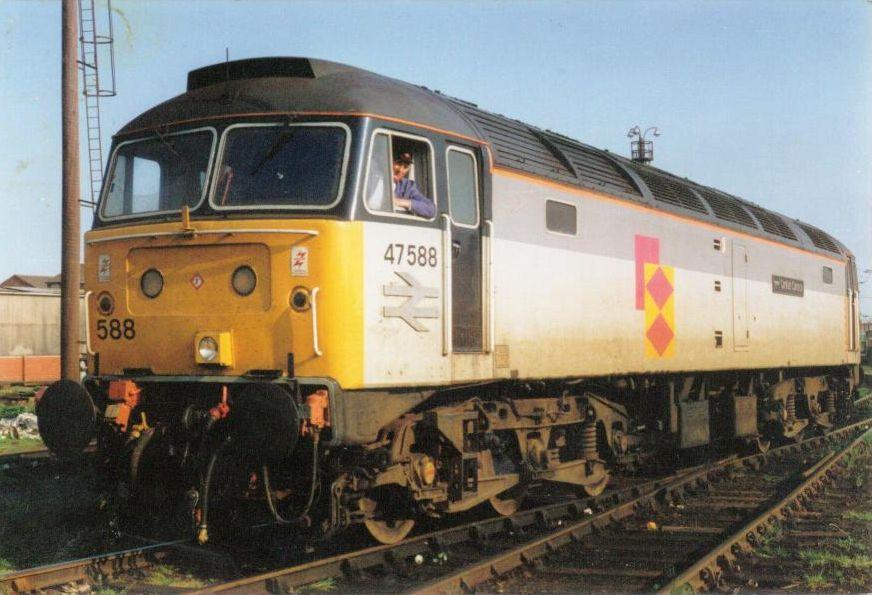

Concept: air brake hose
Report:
left=197, top=439, right=225, bottom=545
left=263, top=432, right=320, bottom=525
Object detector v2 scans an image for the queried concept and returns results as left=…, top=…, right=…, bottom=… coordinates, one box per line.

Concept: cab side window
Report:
left=446, top=147, right=479, bottom=226
left=364, top=130, right=435, bottom=219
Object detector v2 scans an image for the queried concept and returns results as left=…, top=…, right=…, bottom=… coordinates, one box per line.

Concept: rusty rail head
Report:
left=0, top=540, right=185, bottom=593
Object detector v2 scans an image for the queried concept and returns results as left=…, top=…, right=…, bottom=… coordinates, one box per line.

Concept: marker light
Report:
left=141, top=269, right=164, bottom=299
left=231, top=265, right=257, bottom=296
left=290, top=287, right=311, bottom=311
left=97, top=292, right=115, bottom=315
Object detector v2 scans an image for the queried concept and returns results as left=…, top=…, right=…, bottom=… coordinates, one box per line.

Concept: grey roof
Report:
left=0, top=274, right=55, bottom=289
left=0, top=265, right=85, bottom=289
left=115, top=57, right=848, bottom=259
left=118, top=57, right=479, bottom=140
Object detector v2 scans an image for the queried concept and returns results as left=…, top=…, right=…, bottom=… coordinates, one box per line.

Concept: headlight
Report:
left=290, top=286, right=310, bottom=311
left=198, top=336, right=218, bottom=362
left=96, top=292, right=115, bottom=315
left=141, top=269, right=164, bottom=299
left=231, top=265, right=257, bottom=296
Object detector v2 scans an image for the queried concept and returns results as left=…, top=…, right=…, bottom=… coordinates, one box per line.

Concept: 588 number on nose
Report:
left=96, top=318, right=136, bottom=340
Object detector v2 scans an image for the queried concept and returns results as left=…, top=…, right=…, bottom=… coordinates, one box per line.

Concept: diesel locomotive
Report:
left=37, top=58, right=862, bottom=544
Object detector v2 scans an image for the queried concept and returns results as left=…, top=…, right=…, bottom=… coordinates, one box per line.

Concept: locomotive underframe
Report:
left=59, top=363, right=857, bottom=544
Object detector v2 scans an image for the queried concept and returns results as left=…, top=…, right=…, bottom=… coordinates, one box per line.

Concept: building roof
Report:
left=0, top=265, right=85, bottom=289
left=114, top=57, right=848, bottom=261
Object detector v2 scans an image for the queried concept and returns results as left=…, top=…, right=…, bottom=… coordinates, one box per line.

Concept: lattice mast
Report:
left=77, top=0, right=116, bottom=209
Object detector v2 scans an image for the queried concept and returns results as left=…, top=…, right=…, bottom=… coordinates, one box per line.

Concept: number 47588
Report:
left=383, top=243, right=438, bottom=267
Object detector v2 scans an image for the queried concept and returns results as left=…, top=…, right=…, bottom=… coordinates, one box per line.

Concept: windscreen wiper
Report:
left=249, top=128, right=298, bottom=177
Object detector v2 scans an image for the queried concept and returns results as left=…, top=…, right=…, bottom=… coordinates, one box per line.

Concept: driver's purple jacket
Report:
left=395, top=177, right=436, bottom=218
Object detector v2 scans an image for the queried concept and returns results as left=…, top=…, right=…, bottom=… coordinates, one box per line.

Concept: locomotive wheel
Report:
left=580, top=471, right=609, bottom=497
left=364, top=518, right=415, bottom=544
left=489, top=485, right=527, bottom=516
left=754, top=436, right=771, bottom=454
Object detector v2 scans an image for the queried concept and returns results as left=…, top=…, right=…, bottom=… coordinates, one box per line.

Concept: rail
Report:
left=659, top=424, right=872, bottom=593
left=0, top=540, right=185, bottom=592
left=194, top=466, right=713, bottom=593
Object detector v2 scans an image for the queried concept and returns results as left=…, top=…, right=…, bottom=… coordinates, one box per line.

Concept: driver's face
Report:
left=393, top=162, right=410, bottom=182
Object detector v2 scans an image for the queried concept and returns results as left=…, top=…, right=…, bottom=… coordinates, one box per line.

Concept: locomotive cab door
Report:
left=444, top=146, right=484, bottom=354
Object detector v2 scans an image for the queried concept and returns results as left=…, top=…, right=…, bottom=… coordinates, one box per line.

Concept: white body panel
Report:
left=360, top=172, right=856, bottom=388
left=363, top=222, right=447, bottom=385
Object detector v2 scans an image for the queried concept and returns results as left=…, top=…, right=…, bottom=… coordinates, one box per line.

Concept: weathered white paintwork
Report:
left=362, top=172, right=859, bottom=388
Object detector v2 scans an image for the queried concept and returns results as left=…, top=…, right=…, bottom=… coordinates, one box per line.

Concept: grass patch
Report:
left=0, top=385, right=37, bottom=399
left=0, top=557, right=14, bottom=577
left=0, top=436, right=44, bottom=456
left=302, top=577, right=338, bottom=591
left=803, top=572, right=832, bottom=591
left=0, top=404, right=28, bottom=419
left=756, top=542, right=789, bottom=559
left=800, top=548, right=872, bottom=570
left=143, top=564, right=206, bottom=589
left=842, top=510, right=872, bottom=523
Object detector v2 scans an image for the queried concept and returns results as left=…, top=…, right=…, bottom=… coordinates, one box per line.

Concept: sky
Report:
left=1, top=0, right=870, bottom=313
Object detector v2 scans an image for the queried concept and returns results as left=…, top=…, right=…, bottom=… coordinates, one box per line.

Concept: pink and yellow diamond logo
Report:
left=644, top=263, right=675, bottom=358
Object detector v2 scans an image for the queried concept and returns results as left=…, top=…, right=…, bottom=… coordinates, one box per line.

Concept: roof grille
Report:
left=693, top=187, right=758, bottom=228
left=743, top=204, right=798, bottom=240
left=547, top=136, right=641, bottom=197
left=797, top=222, right=841, bottom=253
left=449, top=103, right=575, bottom=180
left=630, top=166, right=709, bottom=214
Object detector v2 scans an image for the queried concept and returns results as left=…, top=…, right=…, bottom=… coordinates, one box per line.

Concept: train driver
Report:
left=367, top=151, right=435, bottom=218
left=390, top=153, right=436, bottom=218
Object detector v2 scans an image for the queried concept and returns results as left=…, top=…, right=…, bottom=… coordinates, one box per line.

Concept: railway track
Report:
left=660, top=427, right=872, bottom=593
left=0, top=541, right=182, bottom=593
left=716, top=443, right=872, bottom=592
left=0, top=448, right=51, bottom=469
left=3, top=419, right=869, bottom=594
left=0, top=459, right=719, bottom=593
left=0, top=538, right=238, bottom=594
left=192, top=418, right=872, bottom=594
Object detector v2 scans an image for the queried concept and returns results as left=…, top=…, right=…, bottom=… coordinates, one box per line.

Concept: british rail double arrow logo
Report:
left=383, top=272, right=439, bottom=332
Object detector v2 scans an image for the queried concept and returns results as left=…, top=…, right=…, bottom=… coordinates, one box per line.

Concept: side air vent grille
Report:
left=797, top=222, right=841, bottom=253
left=630, top=166, right=709, bottom=214
left=693, top=187, right=758, bottom=228
left=548, top=137, right=642, bottom=197
left=452, top=106, right=575, bottom=180
left=744, top=204, right=798, bottom=240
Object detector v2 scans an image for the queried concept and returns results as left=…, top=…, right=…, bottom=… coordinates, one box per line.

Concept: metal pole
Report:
left=61, top=0, right=81, bottom=381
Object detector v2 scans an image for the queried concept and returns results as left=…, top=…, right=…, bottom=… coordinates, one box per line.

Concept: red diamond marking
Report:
left=646, top=314, right=674, bottom=356
left=190, top=273, right=204, bottom=290
left=646, top=267, right=673, bottom=309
